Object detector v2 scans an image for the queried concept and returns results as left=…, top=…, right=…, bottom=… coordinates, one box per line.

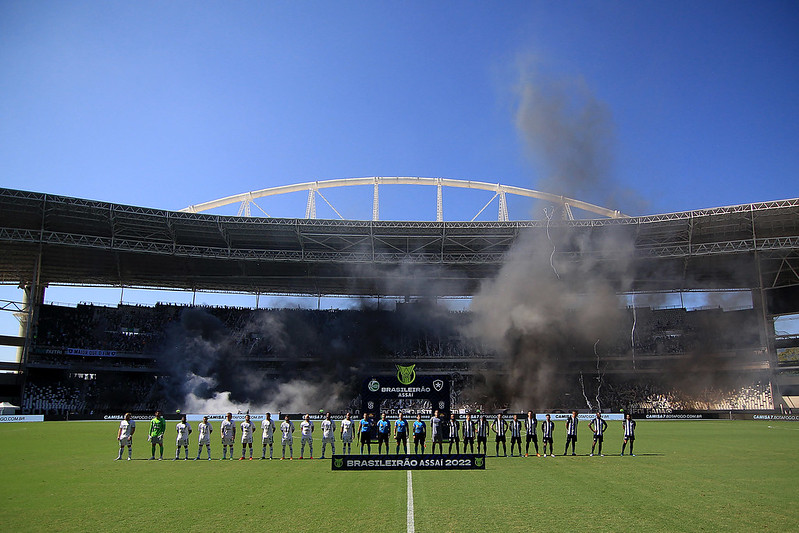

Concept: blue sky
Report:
left=1, top=2, right=798, bottom=358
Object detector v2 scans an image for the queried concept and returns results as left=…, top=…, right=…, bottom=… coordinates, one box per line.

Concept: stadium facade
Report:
left=0, top=186, right=798, bottom=416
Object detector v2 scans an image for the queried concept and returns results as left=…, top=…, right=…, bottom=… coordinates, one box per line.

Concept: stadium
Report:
left=1, top=179, right=798, bottom=419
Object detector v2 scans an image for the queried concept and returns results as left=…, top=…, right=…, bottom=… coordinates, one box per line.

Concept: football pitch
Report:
left=0, top=420, right=797, bottom=532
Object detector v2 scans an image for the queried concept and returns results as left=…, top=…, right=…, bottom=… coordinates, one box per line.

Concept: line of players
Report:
left=115, top=409, right=638, bottom=461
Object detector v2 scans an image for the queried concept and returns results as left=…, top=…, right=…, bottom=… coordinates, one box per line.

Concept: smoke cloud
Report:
left=154, top=297, right=464, bottom=415
left=465, top=63, right=640, bottom=410
left=463, top=60, right=764, bottom=411
left=155, top=307, right=360, bottom=414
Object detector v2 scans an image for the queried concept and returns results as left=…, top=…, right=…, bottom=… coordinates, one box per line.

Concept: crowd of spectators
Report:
left=626, top=380, right=774, bottom=412
left=24, top=302, right=774, bottom=414
left=23, top=374, right=160, bottom=415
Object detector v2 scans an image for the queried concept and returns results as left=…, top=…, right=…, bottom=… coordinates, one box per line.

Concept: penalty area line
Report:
left=407, top=470, right=415, bottom=533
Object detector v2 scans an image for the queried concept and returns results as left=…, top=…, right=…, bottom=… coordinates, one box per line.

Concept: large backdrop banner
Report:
left=361, top=364, right=450, bottom=416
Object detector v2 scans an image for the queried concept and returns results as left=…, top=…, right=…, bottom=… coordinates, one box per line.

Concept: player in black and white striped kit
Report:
left=461, top=413, right=476, bottom=453
left=476, top=415, right=489, bottom=454
left=525, top=411, right=539, bottom=457
left=589, top=412, right=608, bottom=456
left=621, top=413, right=636, bottom=456
left=492, top=414, right=508, bottom=457
left=447, top=413, right=460, bottom=454
left=564, top=410, right=578, bottom=456
left=509, top=414, right=522, bottom=457
left=541, top=414, right=555, bottom=457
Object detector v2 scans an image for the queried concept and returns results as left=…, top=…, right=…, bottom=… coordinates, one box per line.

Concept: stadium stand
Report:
left=21, top=302, right=774, bottom=415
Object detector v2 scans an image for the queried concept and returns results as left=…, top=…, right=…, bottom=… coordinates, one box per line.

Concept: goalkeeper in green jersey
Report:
left=148, top=410, right=166, bottom=460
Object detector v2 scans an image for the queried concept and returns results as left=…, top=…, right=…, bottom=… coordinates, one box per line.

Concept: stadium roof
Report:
left=0, top=188, right=798, bottom=297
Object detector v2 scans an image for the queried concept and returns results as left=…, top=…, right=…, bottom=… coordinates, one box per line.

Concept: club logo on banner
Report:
left=332, top=454, right=486, bottom=471
left=433, top=379, right=444, bottom=391
left=396, top=364, right=416, bottom=385
left=368, top=379, right=380, bottom=392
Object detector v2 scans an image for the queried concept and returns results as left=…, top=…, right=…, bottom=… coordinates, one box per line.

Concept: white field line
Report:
left=407, top=470, right=415, bottom=533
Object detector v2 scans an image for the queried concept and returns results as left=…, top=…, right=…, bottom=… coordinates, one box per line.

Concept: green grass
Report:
left=0, top=420, right=797, bottom=532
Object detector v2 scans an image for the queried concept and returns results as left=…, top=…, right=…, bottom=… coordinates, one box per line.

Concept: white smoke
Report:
left=183, top=379, right=348, bottom=414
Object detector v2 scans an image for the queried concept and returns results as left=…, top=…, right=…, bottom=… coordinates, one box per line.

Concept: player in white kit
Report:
left=280, top=415, right=295, bottom=460
left=195, top=416, right=213, bottom=460
left=299, top=414, right=314, bottom=459
left=174, top=414, right=192, bottom=460
left=340, top=412, right=354, bottom=455
left=260, top=412, right=276, bottom=460
left=320, top=412, right=335, bottom=459
left=220, top=412, right=236, bottom=460
left=115, top=412, right=136, bottom=460
left=240, top=414, right=256, bottom=460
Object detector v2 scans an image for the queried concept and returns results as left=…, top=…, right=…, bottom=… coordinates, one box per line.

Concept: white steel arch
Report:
left=181, top=176, right=628, bottom=220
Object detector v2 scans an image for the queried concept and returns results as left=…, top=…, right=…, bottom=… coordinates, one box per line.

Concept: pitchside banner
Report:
left=0, top=414, right=44, bottom=423
left=332, top=454, right=485, bottom=471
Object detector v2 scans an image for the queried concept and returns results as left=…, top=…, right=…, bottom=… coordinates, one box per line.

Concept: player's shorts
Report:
left=176, top=437, right=189, bottom=447
left=413, top=434, right=425, bottom=445
left=119, top=437, right=132, bottom=446
left=281, top=436, right=292, bottom=446
left=543, top=437, right=553, bottom=444
left=396, top=432, right=407, bottom=442
left=377, top=433, right=389, bottom=445
left=322, top=435, right=335, bottom=443
left=526, top=434, right=538, bottom=443
left=624, top=435, right=635, bottom=441
left=341, top=433, right=353, bottom=443
left=198, top=437, right=211, bottom=446
left=593, top=434, right=603, bottom=442
left=477, top=436, right=487, bottom=444
left=262, top=436, right=273, bottom=445
left=242, top=436, right=253, bottom=444
left=360, top=432, right=371, bottom=444
left=222, top=436, right=235, bottom=446
left=449, top=435, right=460, bottom=442
left=463, top=436, right=474, bottom=445
left=432, top=433, right=443, bottom=443
left=150, top=434, right=164, bottom=445
left=301, top=435, right=313, bottom=443
left=566, top=434, right=577, bottom=442
left=510, top=436, right=521, bottom=444
left=495, top=435, right=506, bottom=443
